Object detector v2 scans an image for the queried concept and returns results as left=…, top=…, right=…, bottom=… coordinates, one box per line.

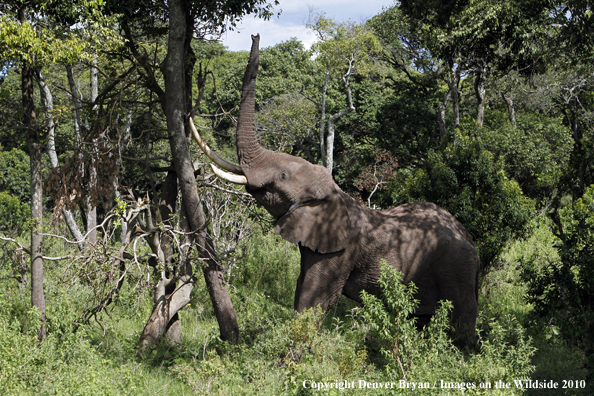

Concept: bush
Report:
left=0, top=288, right=146, bottom=395
left=235, top=231, right=300, bottom=307
left=482, top=114, right=572, bottom=199
left=360, top=261, right=535, bottom=395
left=392, top=128, right=535, bottom=271
left=0, top=146, right=30, bottom=202
left=522, top=185, right=594, bottom=391
left=0, top=191, right=31, bottom=236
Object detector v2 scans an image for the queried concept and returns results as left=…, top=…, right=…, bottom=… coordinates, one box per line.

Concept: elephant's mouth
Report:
left=246, top=185, right=292, bottom=219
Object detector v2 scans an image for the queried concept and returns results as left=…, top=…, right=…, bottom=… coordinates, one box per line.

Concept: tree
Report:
left=399, top=0, right=551, bottom=131
left=110, top=0, right=277, bottom=346
left=305, top=13, right=381, bottom=174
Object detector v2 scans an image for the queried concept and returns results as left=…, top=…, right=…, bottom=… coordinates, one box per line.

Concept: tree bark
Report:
left=439, top=89, right=452, bottom=140
left=162, top=0, right=240, bottom=344
left=449, top=62, right=461, bottom=129
left=35, top=68, right=86, bottom=245
left=86, top=60, right=99, bottom=245
left=67, top=65, right=97, bottom=245
left=474, top=64, right=487, bottom=127
left=501, top=91, right=516, bottom=127
left=20, top=4, right=46, bottom=341
left=325, top=60, right=356, bottom=175
left=319, top=65, right=330, bottom=168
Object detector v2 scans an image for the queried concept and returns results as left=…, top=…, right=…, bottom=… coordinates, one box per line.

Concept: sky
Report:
left=218, top=0, right=396, bottom=52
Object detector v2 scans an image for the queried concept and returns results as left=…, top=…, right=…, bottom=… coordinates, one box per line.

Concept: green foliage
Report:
left=0, top=288, right=145, bottom=395
left=309, top=16, right=381, bottom=77
left=360, top=261, right=535, bottom=395
left=0, top=146, right=30, bottom=201
left=255, top=93, right=319, bottom=156
left=523, top=185, right=594, bottom=352
left=482, top=113, right=573, bottom=199
left=234, top=231, right=300, bottom=307
left=392, top=127, right=535, bottom=269
left=482, top=218, right=559, bottom=322
left=0, top=1, right=121, bottom=66
left=0, top=191, right=31, bottom=235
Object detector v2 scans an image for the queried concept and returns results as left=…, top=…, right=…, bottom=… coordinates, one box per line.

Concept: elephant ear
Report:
left=274, top=192, right=352, bottom=254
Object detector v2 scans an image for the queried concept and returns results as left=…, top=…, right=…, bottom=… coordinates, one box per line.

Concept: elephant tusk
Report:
left=189, top=116, right=244, bottom=175
left=210, top=164, right=248, bottom=185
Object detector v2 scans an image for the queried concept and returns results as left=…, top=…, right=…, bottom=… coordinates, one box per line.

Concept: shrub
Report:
left=0, top=191, right=30, bottom=236
left=0, top=147, right=30, bottom=202
left=391, top=128, right=535, bottom=271
left=235, top=231, right=300, bottom=307
left=522, top=185, right=594, bottom=391
left=360, top=261, right=535, bottom=395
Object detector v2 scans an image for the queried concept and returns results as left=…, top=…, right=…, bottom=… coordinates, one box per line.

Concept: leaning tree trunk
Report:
left=138, top=171, right=192, bottom=350
left=161, top=0, right=240, bottom=344
left=36, top=68, right=86, bottom=245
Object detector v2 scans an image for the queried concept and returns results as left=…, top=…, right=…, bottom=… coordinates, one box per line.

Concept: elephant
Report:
left=190, top=34, right=480, bottom=344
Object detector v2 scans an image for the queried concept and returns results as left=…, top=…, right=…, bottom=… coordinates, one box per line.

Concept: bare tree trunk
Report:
left=162, top=0, right=240, bottom=344
left=439, top=89, right=452, bottom=140
left=474, top=64, right=487, bottom=127
left=86, top=60, right=99, bottom=245
left=501, top=91, right=516, bottom=127
left=325, top=60, right=356, bottom=175
left=66, top=65, right=97, bottom=245
left=19, top=5, right=46, bottom=341
left=138, top=275, right=194, bottom=350
left=319, top=65, right=330, bottom=168
left=449, top=62, right=461, bottom=129
left=36, top=68, right=86, bottom=245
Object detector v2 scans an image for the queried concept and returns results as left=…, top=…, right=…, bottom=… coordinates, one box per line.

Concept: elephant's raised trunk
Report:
left=236, top=34, right=267, bottom=173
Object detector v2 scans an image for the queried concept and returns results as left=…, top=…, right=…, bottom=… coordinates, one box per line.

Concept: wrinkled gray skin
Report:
left=235, top=35, right=479, bottom=342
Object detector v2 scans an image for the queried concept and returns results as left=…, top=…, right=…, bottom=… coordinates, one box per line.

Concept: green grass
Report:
left=0, top=224, right=591, bottom=395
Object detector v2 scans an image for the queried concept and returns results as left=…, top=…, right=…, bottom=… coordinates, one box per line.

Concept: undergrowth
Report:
left=0, top=227, right=590, bottom=394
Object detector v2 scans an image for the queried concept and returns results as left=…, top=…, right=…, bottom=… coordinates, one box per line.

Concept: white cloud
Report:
left=220, top=17, right=316, bottom=52
left=219, top=0, right=394, bottom=52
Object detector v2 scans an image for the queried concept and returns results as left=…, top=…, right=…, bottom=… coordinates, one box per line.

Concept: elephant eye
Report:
left=279, top=171, right=288, bottom=181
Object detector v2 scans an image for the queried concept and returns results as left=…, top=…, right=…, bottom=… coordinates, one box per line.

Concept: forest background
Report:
left=0, top=0, right=593, bottom=394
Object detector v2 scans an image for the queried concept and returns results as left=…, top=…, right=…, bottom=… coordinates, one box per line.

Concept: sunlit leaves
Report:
left=0, top=1, right=122, bottom=66
left=308, top=14, right=382, bottom=77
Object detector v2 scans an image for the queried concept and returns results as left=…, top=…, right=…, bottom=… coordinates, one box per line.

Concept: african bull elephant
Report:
left=191, top=34, right=480, bottom=343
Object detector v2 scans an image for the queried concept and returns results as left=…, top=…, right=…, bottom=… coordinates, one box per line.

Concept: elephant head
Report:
left=191, top=34, right=352, bottom=254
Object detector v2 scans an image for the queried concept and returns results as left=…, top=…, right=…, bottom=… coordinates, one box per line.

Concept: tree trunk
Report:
left=66, top=65, right=97, bottom=245
left=138, top=170, right=190, bottom=350
left=86, top=60, right=99, bottom=245
left=449, top=62, right=461, bottom=129
left=162, top=0, right=240, bottom=344
left=319, top=65, right=330, bottom=168
left=20, top=36, right=46, bottom=341
left=439, top=89, right=452, bottom=140
left=474, top=64, right=487, bottom=127
left=325, top=60, right=356, bottom=175
left=35, top=68, right=85, bottom=245
left=501, top=91, right=516, bottom=127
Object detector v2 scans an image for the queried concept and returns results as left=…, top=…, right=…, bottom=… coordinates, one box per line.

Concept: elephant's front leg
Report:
left=294, top=248, right=349, bottom=312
